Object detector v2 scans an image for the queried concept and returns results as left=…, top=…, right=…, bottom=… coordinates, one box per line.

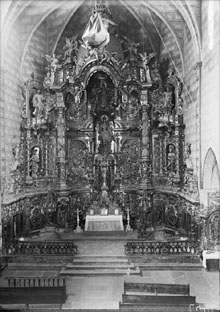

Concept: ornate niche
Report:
left=87, top=71, right=117, bottom=121
left=149, top=64, right=185, bottom=188
left=18, top=74, right=58, bottom=189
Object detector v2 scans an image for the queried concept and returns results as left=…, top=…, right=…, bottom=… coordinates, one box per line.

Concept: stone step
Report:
left=60, top=267, right=140, bottom=276
left=72, top=260, right=129, bottom=265
left=72, top=258, right=129, bottom=265
left=8, top=263, right=63, bottom=269
left=83, top=231, right=126, bottom=236
left=66, top=263, right=134, bottom=269
left=73, top=255, right=128, bottom=260
left=3, top=269, right=60, bottom=278
left=128, top=254, right=201, bottom=263
left=139, top=263, right=202, bottom=271
left=8, top=255, right=73, bottom=264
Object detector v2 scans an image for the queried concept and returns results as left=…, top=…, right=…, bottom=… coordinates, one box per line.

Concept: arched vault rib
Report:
left=1, top=1, right=33, bottom=44
left=4, top=0, right=202, bottom=80
left=138, top=1, right=184, bottom=76
left=119, top=0, right=157, bottom=53
left=19, top=1, right=81, bottom=78
left=172, top=0, right=201, bottom=62
left=51, top=0, right=85, bottom=55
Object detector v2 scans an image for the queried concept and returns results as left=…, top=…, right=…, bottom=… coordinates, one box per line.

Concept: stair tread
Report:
left=139, top=262, right=202, bottom=266
left=73, top=259, right=128, bottom=263
left=8, top=263, right=62, bottom=267
left=74, top=255, right=127, bottom=259
left=60, top=267, right=140, bottom=275
left=61, top=267, right=139, bottom=272
left=67, top=264, right=134, bottom=268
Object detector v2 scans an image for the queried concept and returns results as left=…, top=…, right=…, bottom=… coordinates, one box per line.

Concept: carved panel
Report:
left=120, top=139, right=140, bottom=186
left=67, top=140, right=90, bottom=187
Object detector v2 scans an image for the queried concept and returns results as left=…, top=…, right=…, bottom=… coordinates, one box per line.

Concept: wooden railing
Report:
left=125, top=240, right=198, bottom=255
left=13, top=240, right=77, bottom=255
left=8, top=277, right=65, bottom=287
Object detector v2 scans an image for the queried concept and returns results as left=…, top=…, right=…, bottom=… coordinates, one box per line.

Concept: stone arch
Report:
left=203, top=148, right=220, bottom=190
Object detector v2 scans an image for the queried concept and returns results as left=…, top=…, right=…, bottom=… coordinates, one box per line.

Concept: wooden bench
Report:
left=121, top=294, right=196, bottom=305
left=124, top=282, right=190, bottom=295
left=120, top=282, right=196, bottom=309
left=0, top=286, right=66, bottom=308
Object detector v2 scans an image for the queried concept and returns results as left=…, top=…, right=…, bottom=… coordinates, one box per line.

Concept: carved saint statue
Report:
left=167, top=144, right=176, bottom=173
left=32, top=90, right=45, bottom=118
left=11, top=145, right=20, bottom=171
left=31, top=147, right=40, bottom=178
left=98, top=122, right=115, bottom=154
left=97, top=80, right=108, bottom=109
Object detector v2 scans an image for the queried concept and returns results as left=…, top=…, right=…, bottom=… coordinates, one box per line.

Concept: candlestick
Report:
left=126, top=206, right=132, bottom=232
left=74, top=207, right=82, bottom=233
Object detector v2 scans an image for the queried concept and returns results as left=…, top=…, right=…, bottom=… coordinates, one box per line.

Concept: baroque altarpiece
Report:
left=2, top=5, right=206, bottom=249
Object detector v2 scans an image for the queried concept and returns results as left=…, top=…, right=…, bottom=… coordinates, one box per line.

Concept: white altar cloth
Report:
left=85, top=215, right=124, bottom=231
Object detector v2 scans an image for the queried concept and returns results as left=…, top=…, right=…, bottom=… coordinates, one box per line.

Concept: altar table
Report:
left=85, top=215, right=124, bottom=231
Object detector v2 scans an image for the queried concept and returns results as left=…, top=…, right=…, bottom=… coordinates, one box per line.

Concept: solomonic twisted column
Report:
left=140, top=90, right=152, bottom=189
left=55, top=92, right=68, bottom=191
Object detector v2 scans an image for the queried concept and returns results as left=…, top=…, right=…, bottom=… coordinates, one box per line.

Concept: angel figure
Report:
left=45, top=54, right=58, bottom=85
left=45, top=53, right=58, bottom=72
left=43, top=72, right=52, bottom=89
left=63, top=37, right=79, bottom=61
left=63, top=38, right=73, bottom=59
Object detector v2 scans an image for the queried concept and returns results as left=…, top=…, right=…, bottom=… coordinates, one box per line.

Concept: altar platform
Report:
left=85, top=215, right=124, bottom=231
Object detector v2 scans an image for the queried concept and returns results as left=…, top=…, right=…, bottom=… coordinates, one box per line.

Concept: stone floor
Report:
left=61, top=269, right=220, bottom=310
left=68, top=233, right=220, bottom=310
left=66, top=233, right=219, bottom=310
left=1, top=230, right=220, bottom=310
left=63, top=276, right=124, bottom=309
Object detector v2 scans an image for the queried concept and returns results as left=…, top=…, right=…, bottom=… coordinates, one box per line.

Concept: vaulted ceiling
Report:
left=1, top=0, right=202, bottom=76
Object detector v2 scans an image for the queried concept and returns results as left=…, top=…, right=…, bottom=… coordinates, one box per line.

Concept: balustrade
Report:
left=14, top=240, right=77, bottom=255
left=8, top=277, right=65, bottom=287
left=125, top=240, right=198, bottom=255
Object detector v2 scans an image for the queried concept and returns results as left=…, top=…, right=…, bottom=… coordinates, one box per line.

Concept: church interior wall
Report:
left=182, top=22, right=200, bottom=185
left=21, top=20, right=48, bottom=82
left=0, top=19, right=21, bottom=187
left=200, top=1, right=220, bottom=198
